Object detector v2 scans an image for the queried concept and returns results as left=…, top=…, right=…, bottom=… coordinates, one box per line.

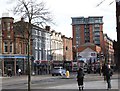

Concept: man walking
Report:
left=105, top=64, right=113, bottom=90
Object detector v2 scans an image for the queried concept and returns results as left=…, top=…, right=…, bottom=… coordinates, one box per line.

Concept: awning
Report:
left=0, top=55, right=28, bottom=59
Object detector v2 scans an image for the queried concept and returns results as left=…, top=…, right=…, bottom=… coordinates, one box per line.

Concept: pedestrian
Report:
left=105, top=64, right=113, bottom=90
left=8, top=67, right=12, bottom=77
left=77, top=67, right=85, bottom=91
left=18, top=68, right=22, bottom=76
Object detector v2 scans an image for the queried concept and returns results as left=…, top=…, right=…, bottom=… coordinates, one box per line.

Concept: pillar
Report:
left=2, top=59, right=4, bottom=76
left=14, top=59, right=16, bottom=76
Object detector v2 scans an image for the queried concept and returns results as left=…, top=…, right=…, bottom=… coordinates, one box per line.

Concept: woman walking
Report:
left=77, top=67, right=85, bottom=91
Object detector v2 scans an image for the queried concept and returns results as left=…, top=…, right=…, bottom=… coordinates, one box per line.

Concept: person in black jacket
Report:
left=105, top=64, right=113, bottom=90
left=77, top=67, right=85, bottom=91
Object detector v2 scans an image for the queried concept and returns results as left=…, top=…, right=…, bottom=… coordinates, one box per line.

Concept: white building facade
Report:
left=51, top=30, right=63, bottom=61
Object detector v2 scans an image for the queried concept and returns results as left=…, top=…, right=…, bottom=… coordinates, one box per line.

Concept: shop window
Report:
left=4, top=42, right=8, bottom=52
left=10, top=42, right=13, bottom=53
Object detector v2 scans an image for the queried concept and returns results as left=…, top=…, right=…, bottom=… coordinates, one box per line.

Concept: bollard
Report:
left=66, top=70, right=70, bottom=78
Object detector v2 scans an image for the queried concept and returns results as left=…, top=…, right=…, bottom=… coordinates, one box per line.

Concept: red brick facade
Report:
left=62, top=35, right=73, bottom=61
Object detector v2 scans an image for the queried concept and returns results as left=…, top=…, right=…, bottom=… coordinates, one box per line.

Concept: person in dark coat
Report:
left=77, top=67, right=85, bottom=91
left=105, top=64, right=113, bottom=90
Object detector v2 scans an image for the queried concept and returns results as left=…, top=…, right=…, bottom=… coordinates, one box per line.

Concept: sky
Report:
left=0, top=0, right=117, bottom=40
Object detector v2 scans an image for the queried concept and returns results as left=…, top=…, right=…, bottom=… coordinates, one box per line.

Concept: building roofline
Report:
left=71, top=16, right=103, bottom=19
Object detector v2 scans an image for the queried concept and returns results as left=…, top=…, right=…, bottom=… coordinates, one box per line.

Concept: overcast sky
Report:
left=0, top=0, right=117, bottom=40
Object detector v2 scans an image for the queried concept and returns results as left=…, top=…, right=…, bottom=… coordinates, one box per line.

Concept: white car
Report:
left=51, top=67, right=66, bottom=76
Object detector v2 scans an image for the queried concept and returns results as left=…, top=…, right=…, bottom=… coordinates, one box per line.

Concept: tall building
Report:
left=72, top=16, right=104, bottom=47
left=72, top=16, right=104, bottom=63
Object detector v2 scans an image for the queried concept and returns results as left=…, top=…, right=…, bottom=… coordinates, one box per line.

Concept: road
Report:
left=0, top=73, right=119, bottom=91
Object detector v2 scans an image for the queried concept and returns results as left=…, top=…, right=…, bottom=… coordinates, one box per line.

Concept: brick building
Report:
left=0, top=17, right=33, bottom=76
left=62, top=35, right=73, bottom=71
left=71, top=16, right=104, bottom=62
left=104, top=34, right=114, bottom=65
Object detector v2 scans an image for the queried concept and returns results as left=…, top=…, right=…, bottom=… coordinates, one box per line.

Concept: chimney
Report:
left=45, top=26, right=50, bottom=31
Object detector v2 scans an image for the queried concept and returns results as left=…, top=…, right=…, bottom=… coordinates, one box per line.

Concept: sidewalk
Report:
left=69, top=72, right=118, bottom=81
left=48, top=79, right=118, bottom=89
left=1, top=72, right=119, bottom=81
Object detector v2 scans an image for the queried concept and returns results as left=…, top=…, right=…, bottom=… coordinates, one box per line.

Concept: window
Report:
left=35, top=30, right=37, bottom=35
left=39, top=31, right=41, bottom=36
left=10, top=42, right=12, bottom=53
left=91, top=53, right=95, bottom=56
left=95, top=19, right=99, bottom=23
left=39, top=51, right=41, bottom=60
left=94, top=32, right=100, bottom=36
left=3, top=22, right=6, bottom=31
left=94, top=24, right=100, bottom=27
left=19, top=42, right=22, bottom=54
left=35, top=38, right=38, bottom=49
left=85, top=40, right=90, bottom=43
left=4, top=42, right=8, bottom=52
left=26, top=44, right=28, bottom=54
left=35, top=51, right=38, bottom=60
left=7, top=23, right=11, bottom=31
left=39, top=39, right=41, bottom=49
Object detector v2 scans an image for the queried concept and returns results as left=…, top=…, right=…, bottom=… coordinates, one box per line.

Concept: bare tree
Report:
left=12, top=0, right=53, bottom=91
left=96, top=0, right=114, bottom=7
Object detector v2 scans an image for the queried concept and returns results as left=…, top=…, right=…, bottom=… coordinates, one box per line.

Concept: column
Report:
left=23, top=58, right=25, bottom=75
left=14, top=59, right=16, bottom=76
left=2, top=59, right=4, bottom=76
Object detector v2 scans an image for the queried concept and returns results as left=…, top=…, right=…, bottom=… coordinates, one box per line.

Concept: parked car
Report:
left=51, top=66, right=66, bottom=76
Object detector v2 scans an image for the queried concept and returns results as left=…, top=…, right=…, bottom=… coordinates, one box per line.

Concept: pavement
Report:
left=68, top=72, right=119, bottom=81
left=0, top=72, right=119, bottom=81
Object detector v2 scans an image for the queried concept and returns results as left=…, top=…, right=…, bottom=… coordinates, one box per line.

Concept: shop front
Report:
left=34, top=60, right=52, bottom=75
left=0, top=55, right=28, bottom=76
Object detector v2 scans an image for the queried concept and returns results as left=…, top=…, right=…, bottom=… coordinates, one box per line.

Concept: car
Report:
left=51, top=66, right=66, bottom=76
